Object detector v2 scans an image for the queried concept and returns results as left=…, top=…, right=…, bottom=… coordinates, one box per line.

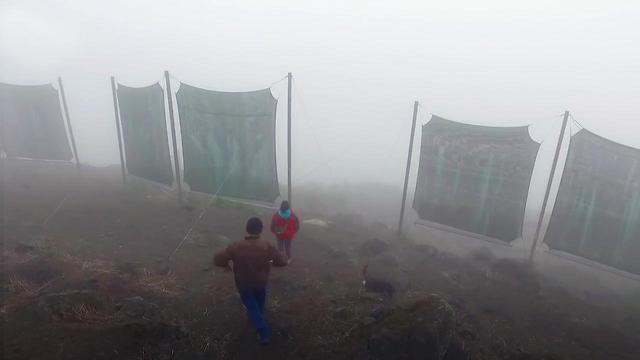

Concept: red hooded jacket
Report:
left=270, top=211, right=300, bottom=240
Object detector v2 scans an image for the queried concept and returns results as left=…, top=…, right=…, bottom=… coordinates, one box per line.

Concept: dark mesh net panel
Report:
left=544, top=130, right=640, bottom=274
left=176, top=83, right=279, bottom=202
left=413, top=115, right=540, bottom=243
left=116, top=83, right=174, bottom=186
left=0, top=83, right=72, bottom=161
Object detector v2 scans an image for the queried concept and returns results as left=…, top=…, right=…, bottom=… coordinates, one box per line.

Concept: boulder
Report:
left=360, top=238, right=390, bottom=257
left=362, top=253, right=409, bottom=298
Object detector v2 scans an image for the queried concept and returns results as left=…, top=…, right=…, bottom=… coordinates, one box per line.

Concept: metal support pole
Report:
left=164, top=71, right=183, bottom=203
left=110, top=77, right=127, bottom=184
left=1, top=110, right=5, bottom=249
left=287, top=72, right=293, bottom=205
left=398, top=101, right=419, bottom=235
left=57, top=77, right=80, bottom=169
left=0, top=145, right=5, bottom=252
left=529, top=110, right=570, bottom=262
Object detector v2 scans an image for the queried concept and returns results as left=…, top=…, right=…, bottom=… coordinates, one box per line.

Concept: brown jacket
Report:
left=214, top=236, right=287, bottom=291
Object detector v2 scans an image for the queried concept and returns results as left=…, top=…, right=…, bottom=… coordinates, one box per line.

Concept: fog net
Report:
left=413, top=115, right=540, bottom=243
left=0, top=83, right=72, bottom=161
left=117, top=83, right=174, bottom=186
left=176, top=83, right=279, bottom=203
left=544, top=129, right=640, bottom=274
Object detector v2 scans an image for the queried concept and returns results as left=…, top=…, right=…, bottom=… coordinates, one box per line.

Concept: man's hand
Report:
left=224, top=260, right=234, bottom=272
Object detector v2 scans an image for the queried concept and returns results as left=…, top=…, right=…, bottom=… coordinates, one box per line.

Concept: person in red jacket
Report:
left=270, top=200, right=300, bottom=261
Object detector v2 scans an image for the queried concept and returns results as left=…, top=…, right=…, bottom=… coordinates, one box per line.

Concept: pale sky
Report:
left=1, top=0, right=639, bottom=187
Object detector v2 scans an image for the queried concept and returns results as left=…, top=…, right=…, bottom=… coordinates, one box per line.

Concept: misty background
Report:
left=1, top=0, right=639, bottom=226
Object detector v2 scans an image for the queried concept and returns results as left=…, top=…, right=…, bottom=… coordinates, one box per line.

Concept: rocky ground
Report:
left=2, top=161, right=640, bottom=359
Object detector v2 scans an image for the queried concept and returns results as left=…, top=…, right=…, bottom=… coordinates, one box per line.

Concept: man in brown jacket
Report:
left=214, top=217, right=287, bottom=344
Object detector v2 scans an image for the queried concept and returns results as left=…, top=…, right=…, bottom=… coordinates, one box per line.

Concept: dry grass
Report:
left=192, top=332, right=232, bottom=359
left=2, top=251, right=38, bottom=268
left=4, top=274, right=58, bottom=314
left=70, top=303, right=111, bottom=322
left=7, top=272, right=60, bottom=296
left=71, top=303, right=95, bottom=321
left=81, top=259, right=117, bottom=274
left=138, top=268, right=181, bottom=296
left=8, top=274, right=36, bottom=294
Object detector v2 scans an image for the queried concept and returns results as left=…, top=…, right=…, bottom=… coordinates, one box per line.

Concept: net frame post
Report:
left=398, top=101, right=419, bottom=235
left=287, top=72, right=293, bottom=206
left=57, top=77, right=80, bottom=170
left=529, top=110, right=570, bottom=262
left=110, top=76, right=127, bottom=184
left=164, top=71, right=184, bottom=204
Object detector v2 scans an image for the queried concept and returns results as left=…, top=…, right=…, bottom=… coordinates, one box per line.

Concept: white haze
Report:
left=1, top=0, right=639, bottom=189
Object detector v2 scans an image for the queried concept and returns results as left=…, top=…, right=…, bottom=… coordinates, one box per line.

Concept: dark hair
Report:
left=280, top=201, right=290, bottom=211
left=246, top=217, right=263, bottom=235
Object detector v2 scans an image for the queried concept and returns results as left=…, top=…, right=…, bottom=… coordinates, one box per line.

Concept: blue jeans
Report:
left=239, top=288, right=270, bottom=340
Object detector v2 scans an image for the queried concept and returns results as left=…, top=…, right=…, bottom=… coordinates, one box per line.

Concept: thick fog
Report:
left=1, top=0, right=639, bottom=189
left=4, top=4, right=640, bottom=358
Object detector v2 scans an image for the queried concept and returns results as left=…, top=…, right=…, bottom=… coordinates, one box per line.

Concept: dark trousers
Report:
left=239, top=288, right=269, bottom=339
left=277, top=238, right=292, bottom=258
